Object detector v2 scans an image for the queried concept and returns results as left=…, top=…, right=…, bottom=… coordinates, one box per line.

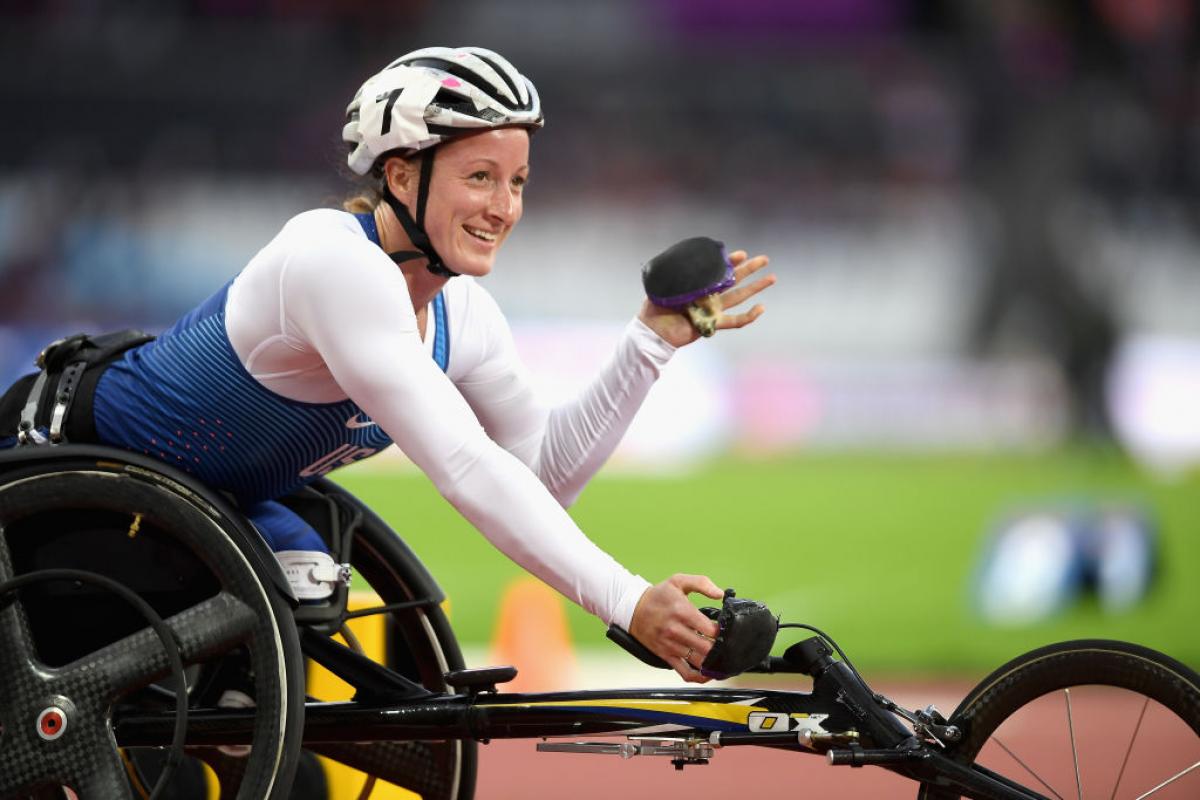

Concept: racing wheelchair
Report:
left=1, top=444, right=1198, bottom=800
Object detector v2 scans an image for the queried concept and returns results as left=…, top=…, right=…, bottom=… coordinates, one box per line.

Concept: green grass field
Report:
left=334, top=447, right=1199, bottom=675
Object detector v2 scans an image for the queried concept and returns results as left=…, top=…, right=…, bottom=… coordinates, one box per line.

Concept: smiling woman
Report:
left=373, top=129, right=531, bottom=280
left=0, top=45, right=775, bottom=688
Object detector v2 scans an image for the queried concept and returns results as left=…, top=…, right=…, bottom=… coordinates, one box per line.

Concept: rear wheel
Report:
left=0, top=465, right=305, bottom=800
left=917, top=640, right=1200, bottom=800
left=295, top=480, right=477, bottom=800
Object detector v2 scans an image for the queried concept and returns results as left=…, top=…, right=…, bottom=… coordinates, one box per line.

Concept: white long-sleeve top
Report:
left=221, top=209, right=673, bottom=628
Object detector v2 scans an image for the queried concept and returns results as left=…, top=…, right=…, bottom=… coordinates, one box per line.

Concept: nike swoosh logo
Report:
left=345, top=413, right=377, bottom=430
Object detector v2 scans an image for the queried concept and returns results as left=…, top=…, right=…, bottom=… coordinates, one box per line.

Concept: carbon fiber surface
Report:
left=0, top=532, right=130, bottom=798
left=0, top=562, right=256, bottom=797
left=0, top=465, right=300, bottom=799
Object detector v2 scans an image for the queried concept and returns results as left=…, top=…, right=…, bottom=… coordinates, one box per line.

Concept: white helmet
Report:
left=343, top=46, right=544, bottom=176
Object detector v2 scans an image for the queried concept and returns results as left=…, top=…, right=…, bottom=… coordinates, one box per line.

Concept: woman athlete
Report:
left=5, top=46, right=774, bottom=683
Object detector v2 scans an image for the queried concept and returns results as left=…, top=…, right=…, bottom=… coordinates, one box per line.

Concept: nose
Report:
left=486, top=183, right=519, bottom=225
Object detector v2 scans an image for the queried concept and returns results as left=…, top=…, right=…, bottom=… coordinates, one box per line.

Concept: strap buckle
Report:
left=16, top=370, right=50, bottom=447
left=48, top=362, right=86, bottom=444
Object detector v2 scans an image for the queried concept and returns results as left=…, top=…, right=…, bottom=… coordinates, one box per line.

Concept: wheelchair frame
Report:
left=2, top=446, right=1198, bottom=800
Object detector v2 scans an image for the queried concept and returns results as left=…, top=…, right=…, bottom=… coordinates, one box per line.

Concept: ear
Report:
left=382, top=154, right=420, bottom=203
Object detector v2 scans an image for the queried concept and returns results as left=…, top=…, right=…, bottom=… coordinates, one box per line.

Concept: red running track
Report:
left=473, top=681, right=1200, bottom=799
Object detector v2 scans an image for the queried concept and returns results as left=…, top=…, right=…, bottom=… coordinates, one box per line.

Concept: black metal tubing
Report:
left=110, top=688, right=1052, bottom=800
left=788, top=636, right=914, bottom=748
left=914, top=752, right=1054, bottom=800
left=115, top=698, right=470, bottom=747
left=113, top=686, right=833, bottom=746
left=300, top=628, right=433, bottom=702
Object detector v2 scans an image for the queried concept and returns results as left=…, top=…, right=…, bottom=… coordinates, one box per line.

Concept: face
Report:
left=394, top=128, right=530, bottom=277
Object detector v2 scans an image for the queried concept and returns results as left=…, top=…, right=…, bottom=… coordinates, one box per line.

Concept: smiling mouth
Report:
left=464, top=225, right=499, bottom=244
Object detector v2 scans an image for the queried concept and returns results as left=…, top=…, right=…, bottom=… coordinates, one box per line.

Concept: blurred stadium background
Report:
left=2, top=0, right=1198, bottom=681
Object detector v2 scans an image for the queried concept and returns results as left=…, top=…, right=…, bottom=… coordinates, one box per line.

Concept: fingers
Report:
left=721, top=255, right=773, bottom=329
left=663, top=608, right=719, bottom=649
left=630, top=574, right=729, bottom=684
left=717, top=303, right=766, bottom=331
left=670, top=622, right=717, bottom=657
left=720, top=273, right=775, bottom=311
left=674, top=632, right=715, bottom=685
left=666, top=574, right=722, bottom=640
left=667, top=573, right=724, bottom=599
left=674, top=657, right=713, bottom=684
left=693, top=574, right=725, bottom=600
left=731, top=253, right=769, bottom=283
left=653, top=616, right=717, bottom=680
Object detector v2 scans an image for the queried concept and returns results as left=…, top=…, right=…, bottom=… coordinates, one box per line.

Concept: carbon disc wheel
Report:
left=0, top=463, right=305, bottom=800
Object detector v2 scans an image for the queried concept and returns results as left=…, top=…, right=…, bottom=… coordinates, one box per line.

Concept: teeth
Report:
left=465, top=226, right=497, bottom=242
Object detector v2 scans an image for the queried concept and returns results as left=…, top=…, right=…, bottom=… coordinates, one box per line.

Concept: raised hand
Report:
left=638, top=251, right=774, bottom=348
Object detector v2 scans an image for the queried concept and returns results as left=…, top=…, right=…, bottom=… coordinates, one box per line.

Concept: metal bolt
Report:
left=36, top=706, right=67, bottom=741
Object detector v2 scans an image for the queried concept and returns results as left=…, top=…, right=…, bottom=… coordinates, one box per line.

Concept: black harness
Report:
left=2, top=330, right=154, bottom=446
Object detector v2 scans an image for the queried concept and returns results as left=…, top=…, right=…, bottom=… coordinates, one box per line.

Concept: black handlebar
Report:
left=605, top=625, right=671, bottom=669
left=605, top=624, right=804, bottom=675
left=605, top=597, right=913, bottom=748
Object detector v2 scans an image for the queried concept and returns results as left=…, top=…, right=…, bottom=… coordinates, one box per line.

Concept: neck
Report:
left=373, top=203, right=449, bottom=311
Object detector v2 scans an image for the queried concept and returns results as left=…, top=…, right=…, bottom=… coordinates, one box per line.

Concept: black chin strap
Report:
left=382, top=149, right=459, bottom=278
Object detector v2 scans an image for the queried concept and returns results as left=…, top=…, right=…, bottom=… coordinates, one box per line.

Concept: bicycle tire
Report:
left=304, top=479, right=477, bottom=800
left=917, top=639, right=1200, bottom=800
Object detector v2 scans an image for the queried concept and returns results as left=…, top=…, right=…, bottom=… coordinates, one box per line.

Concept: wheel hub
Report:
left=36, top=699, right=72, bottom=741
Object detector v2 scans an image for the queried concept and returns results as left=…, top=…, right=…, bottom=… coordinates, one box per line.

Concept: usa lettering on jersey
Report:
left=300, top=444, right=379, bottom=478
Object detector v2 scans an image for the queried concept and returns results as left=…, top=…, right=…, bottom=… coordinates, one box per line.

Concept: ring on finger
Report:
left=685, top=647, right=694, bottom=663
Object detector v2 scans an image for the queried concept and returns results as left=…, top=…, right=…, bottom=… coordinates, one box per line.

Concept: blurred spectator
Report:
left=2, top=0, right=1197, bottom=449
left=956, top=0, right=1197, bottom=440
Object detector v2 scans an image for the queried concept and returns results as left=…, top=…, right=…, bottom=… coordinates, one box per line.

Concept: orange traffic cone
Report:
left=488, top=577, right=578, bottom=692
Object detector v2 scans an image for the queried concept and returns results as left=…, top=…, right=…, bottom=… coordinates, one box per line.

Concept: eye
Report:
left=468, top=170, right=490, bottom=183
left=511, top=174, right=528, bottom=189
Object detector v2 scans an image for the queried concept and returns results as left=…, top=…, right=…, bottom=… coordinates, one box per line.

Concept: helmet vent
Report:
left=406, top=57, right=510, bottom=108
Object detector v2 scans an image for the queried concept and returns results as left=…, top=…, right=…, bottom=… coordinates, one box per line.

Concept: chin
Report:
left=441, top=263, right=486, bottom=279
left=446, top=252, right=497, bottom=277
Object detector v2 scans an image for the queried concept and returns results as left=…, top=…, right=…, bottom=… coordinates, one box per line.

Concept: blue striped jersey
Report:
left=92, top=214, right=449, bottom=503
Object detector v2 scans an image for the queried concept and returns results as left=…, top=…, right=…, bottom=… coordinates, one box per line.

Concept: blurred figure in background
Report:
left=959, top=0, right=1196, bottom=440
left=2, top=2, right=1198, bottom=454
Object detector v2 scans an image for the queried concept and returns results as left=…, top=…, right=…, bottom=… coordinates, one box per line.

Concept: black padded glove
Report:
left=698, top=590, right=779, bottom=679
left=641, top=237, right=736, bottom=337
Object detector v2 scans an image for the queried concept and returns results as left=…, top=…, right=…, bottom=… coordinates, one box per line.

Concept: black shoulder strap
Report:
left=16, top=329, right=155, bottom=446
left=39, top=330, right=154, bottom=372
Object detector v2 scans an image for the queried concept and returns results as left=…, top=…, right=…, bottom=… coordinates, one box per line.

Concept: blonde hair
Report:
left=342, top=189, right=381, bottom=214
